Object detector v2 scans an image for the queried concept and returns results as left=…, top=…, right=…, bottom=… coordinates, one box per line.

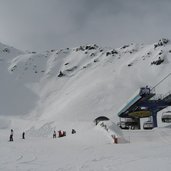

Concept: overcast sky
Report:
left=0, top=0, right=171, bottom=51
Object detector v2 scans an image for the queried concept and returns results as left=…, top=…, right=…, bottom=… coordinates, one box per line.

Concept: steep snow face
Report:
left=1, top=39, right=171, bottom=126
left=0, top=43, right=37, bottom=117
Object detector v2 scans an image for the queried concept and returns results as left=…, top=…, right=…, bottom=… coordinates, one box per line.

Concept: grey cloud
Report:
left=0, top=0, right=171, bottom=51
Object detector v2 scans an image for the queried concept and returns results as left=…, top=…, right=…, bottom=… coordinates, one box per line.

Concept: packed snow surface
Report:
left=1, top=125, right=171, bottom=171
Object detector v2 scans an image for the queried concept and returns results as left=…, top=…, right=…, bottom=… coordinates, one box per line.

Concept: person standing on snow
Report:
left=22, top=132, right=25, bottom=139
left=9, top=129, right=14, bottom=141
left=53, top=131, right=56, bottom=138
left=71, top=129, right=76, bottom=134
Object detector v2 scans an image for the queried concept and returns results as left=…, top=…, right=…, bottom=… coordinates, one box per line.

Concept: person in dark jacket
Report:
left=9, top=129, right=14, bottom=141
left=22, top=132, right=25, bottom=139
left=71, top=129, right=76, bottom=134
left=53, top=131, right=56, bottom=138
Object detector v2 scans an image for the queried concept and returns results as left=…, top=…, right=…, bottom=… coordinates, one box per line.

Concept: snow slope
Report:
left=1, top=39, right=171, bottom=170
left=0, top=125, right=171, bottom=171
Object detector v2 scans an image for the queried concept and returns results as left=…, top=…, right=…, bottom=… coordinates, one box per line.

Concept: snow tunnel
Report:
left=94, top=116, right=110, bottom=125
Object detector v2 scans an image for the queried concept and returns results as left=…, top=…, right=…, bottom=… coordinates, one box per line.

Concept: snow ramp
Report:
left=97, top=120, right=127, bottom=143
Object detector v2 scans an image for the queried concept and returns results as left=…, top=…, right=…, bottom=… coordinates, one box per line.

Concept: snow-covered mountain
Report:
left=1, top=39, right=171, bottom=171
left=0, top=38, right=171, bottom=129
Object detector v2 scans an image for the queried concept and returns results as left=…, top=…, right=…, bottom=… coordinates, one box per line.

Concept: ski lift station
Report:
left=117, top=74, right=171, bottom=130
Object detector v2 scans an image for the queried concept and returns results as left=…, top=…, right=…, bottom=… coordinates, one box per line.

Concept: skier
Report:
left=71, top=129, right=76, bottom=134
left=22, top=132, right=25, bottom=139
left=63, top=131, right=66, bottom=137
left=53, top=131, right=56, bottom=138
left=58, top=130, right=62, bottom=137
left=9, top=129, right=14, bottom=141
left=112, top=135, right=118, bottom=144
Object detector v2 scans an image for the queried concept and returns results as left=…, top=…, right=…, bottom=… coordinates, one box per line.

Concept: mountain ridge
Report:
left=0, top=38, right=171, bottom=129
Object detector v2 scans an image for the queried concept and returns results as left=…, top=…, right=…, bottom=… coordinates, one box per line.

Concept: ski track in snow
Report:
left=19, top=156, right=37, bottom=165
left=16, top=155, right=23, bottom=161
left=0, top=153, right=39, bottom=171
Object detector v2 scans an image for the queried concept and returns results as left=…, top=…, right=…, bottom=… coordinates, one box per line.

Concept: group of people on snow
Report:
left=9, top=129, right=25, bottom=142
left=9, top=128, right=76, bottom=141
left=53, top=129, right=76, bottom=138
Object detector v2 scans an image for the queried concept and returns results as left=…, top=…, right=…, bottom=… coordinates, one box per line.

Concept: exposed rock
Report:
left=3, top=48, right=10, bottom=53
left=121, top=45, right=129, bottom=49
left=58, top=71, right=65, bottom=77
left=151, top=57, right=164, bottom=65
left=90, top=53, right=95, bottom=57
left=154, top=38, right=169, bottom=48
left=65, top=66, right=77, bottom=72
left=106, top=49, right=118, bottom=56
left=128, top=63, right=133, bottom=67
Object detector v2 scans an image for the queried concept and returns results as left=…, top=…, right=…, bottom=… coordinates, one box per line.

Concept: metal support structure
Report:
left=117, top=76, right=171, bottom=129
left=152, top=111, right=158, bottom=128
left=136, top=118, right=141, bottom=129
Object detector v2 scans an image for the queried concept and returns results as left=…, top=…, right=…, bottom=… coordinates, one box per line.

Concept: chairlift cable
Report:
left=151, top=73, right=171, bottom=90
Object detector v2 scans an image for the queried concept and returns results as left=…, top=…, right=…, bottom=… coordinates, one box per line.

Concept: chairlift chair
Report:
left=161, top=111, right=171, bottom=123
left=143, top=121, right=153, bottom=130
left=117, top=121, right=129, bottom=129
left=118, top=118, right=138, bottom=129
